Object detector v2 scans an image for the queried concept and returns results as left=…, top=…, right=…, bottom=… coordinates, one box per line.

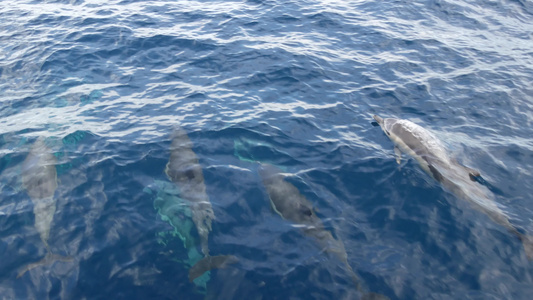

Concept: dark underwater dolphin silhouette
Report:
left=165, top=127, right=237, bottom=281
left=18, top=138, right=71, bottom=278
left=259, top=163, right=389, bottom=300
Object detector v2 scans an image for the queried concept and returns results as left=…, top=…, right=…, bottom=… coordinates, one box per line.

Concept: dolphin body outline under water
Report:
left=373, top=114, right=533, bottom=260
left=18, top=137, right=72, bottom=278
left=259, top=163, right=389, bottom=300
left=165, top=126, right=237, bottom=282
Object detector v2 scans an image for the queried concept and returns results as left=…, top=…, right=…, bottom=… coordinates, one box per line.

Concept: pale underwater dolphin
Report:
left=259, top=163, right=389, bottom=300
left=18, top=137, right=71, bottom=278
left=165, top=127, right=237, bottom=281
left=373, top=114, right=533, bottom=259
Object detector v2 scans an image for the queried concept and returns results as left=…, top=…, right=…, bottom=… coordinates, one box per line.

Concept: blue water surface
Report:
left=1, top=0, right=533, bottom=299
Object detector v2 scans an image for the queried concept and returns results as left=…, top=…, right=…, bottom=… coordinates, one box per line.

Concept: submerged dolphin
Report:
left=373, top=115, right=533, bottom=259
left=165, top=127, right=237, bottom=281
left=259, top=163, right=389, bottom=300
left=18, top=138, right=71, bottom=278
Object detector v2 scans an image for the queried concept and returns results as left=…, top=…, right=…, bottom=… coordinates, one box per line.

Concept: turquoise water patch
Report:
left=145, top=179, right=210, bottom=292
left=233, top=138, right=286, bottom=172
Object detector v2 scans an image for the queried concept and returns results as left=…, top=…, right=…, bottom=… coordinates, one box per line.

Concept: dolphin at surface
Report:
left=259, top=163, right=389, bottom=300
left=165, top=127, right=237, bottom=281
left=18, top=137, right=71, bottom=278
left=373, top=114, right=533, bottom=259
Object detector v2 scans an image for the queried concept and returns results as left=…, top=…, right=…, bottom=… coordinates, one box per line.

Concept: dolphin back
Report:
left=21, top=138, right=58, bottom=246
left=17, top=138, right=72, bottom=278
left=387, top=119, right=447, bottom=163
left=166, top=127, right=204, bottom=188
left=259, top=164, right=317, bottom=225
left=22, top=138, right=58, bottom=200
left=259, top=164, right=341, bottom=245
left=166, top=127, right=215, bottom=256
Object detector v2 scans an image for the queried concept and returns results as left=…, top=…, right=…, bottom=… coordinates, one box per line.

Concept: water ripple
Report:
left=1, top=0, right=533, bottom=299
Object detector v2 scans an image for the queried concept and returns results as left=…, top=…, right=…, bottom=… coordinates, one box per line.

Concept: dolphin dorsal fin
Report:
left=298, top=204, right=313, bottom=217
left=464, top=167, right=481, bottom=182
left=428, top=164, right=444, bottom=182
left=452, top=158, right=482, bottom=182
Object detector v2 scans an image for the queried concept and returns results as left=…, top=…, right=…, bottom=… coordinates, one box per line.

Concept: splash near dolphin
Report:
left=373, top=114, right=533, bottom=259
left=164, top=127, right=237, bottom=282
left=18, top=137, right=72, bottom=278
left=259, top=163, right=389, bottom=300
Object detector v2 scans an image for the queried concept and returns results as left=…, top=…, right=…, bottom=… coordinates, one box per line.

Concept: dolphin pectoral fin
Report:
left=188, top=255, right=239, bottom=282
left=394, top=147, right=402, bottom=164
left=17, top=252, right=73, bottom=278
left=464, top=167, right=481, bottom=182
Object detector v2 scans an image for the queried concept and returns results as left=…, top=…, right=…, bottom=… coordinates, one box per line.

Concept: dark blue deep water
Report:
left=1, top=0, right=533, bottom=299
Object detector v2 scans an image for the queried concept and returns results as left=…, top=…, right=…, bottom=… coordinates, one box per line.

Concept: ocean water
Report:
left=1, top=0, right=533, bottom=299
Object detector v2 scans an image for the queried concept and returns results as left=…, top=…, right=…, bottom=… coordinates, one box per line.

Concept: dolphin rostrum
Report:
left=373, top=114, right=533, bottom=259
left=259, top=163, right=389, bottom=300
left=165, top=127, right=237, bottom=281
left=18, top=137, right=71, bottom=278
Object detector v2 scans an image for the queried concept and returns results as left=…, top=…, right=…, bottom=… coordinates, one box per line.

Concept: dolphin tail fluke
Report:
left=188, top=255, right=239, bottom=282
left=518, top=234, right=533, bottom=260
left=17, top=252, right=74, bottom=278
